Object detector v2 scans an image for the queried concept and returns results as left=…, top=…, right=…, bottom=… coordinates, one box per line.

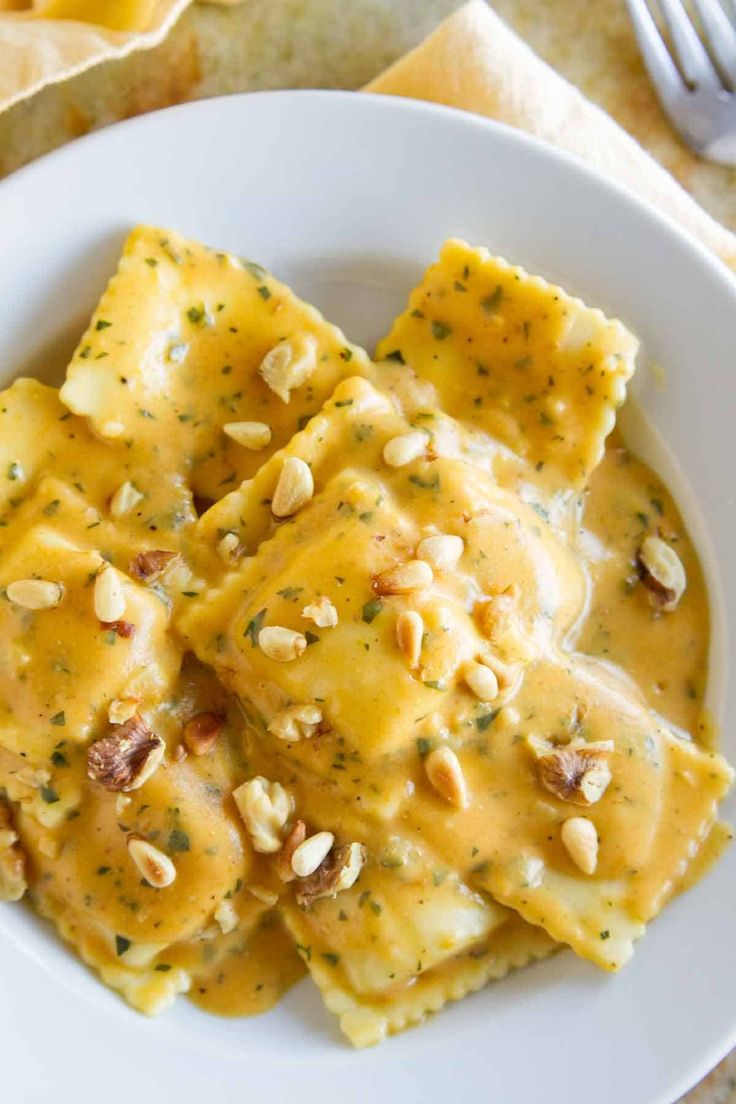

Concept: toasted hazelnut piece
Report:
left=638, top=535, right=686, bottom=611
left=87, top=715, right=165, bottom=792
left=535, top=741, right=613, bottom=806
left=223, top=420, right=272, bottom=450
left=271, top=457, right=314, bottom=518
left=258, top=625, right=307, bottom=662
left=108, top=696, right=139, bottom=725
left=382, top=431, right=427, bottom=468
left=233, top=776, right=293, bottom=853
left=301, top=595, right=338, bottom=628
left=214, top=899, right=239, bottom=934
left=416, top=534, right=464, bottom=571
left=291, top=831, right=335, bottom=878
left=275, top=819, right=307, bottom=882
left=0, top=802, right=26, bottom=902
left=93, top=565, right=126, bottom=623
left=396, top=610, right=424, bottom=668
left=464, top=661, right=500, bottom=702
left=217, top=532, right=240, bottom=563
left=268, top=703, right=322, bottom=742
left=372, top=559, right=433, bottom=595
left=6, top=579, right=64, bottom=611
left=127, top=835, right=176, bottom=888
left=129, top=549, right=179, bottom=581
left=259, top=333, right=318, bottom=403
left=425, top=747, right=468, bottom=809
left=109, top=481, right=144, bottom=518
left=561, top=816, right=598, bottom=875
left=183, top=712, right=224, bottom=755
left=295, top=842, right=367, bottom=906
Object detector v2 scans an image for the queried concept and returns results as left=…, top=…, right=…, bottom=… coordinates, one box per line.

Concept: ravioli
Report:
left=59, top=226, right=371, bottom=502
left=375, top=239, right=638, bottom=488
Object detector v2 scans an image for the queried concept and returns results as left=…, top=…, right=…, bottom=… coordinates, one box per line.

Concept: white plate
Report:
left=0, top=91, right=734, bottom=1104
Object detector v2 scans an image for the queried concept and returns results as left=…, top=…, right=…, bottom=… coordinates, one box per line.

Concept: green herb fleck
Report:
left=257, top=285, right=272, bottom=301
left=361, top=599, right=382, bottom=624
left=321, top=952, right=340, bottom=967
left=95, top=319, right=112, bottom=331
left=431, top=321, right=452, bottom=340
left=115, top=935, right=131, bottom=957
left=384, top=349, right=405, bottom=364
left=245, top=607, right=267, bottom=646
left=7, top=462, right=22, bottom=481
left=475, top=711, right=499, bottom=732
left=416, top=737, right=433, bottom=758
left=50, top=711, right=66, bottom=727
left=481, top=286, right=504, bottom=314
left=167, top=829, right=190, bottom=853
left=409, top=472, right=440, bottom=491
left=40, top=786, right=60, bottom=804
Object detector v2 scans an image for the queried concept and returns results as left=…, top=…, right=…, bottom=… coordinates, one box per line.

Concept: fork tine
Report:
left=691, top=0, right=736, bottom=87
left=626, top=0, right=686, bottom=106
left=657, top=0, right=724, bottom=87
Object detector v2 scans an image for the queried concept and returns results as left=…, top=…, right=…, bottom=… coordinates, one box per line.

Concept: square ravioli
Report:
left=59, top=226, right=371, bottom=502
left=178, top=378, right=587, bottom=778
left=375, top=239, right=638, bottom=487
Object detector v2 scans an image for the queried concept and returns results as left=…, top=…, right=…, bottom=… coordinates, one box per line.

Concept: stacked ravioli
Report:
left=0, top=228, right=731, bottom=1046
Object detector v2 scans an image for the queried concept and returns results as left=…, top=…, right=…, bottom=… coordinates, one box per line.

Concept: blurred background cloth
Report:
left=0, top=0, right=734, bottom=1095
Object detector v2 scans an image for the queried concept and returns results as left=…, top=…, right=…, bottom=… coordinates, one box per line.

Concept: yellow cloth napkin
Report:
left=367, top=0, right=736, bottom=270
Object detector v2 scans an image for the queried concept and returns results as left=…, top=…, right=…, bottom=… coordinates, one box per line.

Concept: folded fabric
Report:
left=366, top=0, right=736, bottom=270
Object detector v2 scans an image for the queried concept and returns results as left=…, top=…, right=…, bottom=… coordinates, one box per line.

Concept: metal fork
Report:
left=627, top=0, right=736, bottom=164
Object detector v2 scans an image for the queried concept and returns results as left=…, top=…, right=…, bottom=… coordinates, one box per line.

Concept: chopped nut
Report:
left=464, top=661, right=500, bottom=702
left=275, top=819, right=307, bottom=882
left=223, top=420, right=272, bottom=450
left=258, top=625, right=307, bottom=662
left=396, top=610, right=424, bottom=668
left=416, top=534, right=464, bottom=571
left=372, top=559, right=433, bottom=595
left=271, top=456, right=314, bottom=518
left=248, top=884, right=280, bottom=907
left=560, top=816, right=598, bottom=875
left=214, top=899, right=239, bottom=934
left=268, top=703, right=322, bottom=741
left=127, top=835, right=176, bottom=888
left=93, top=565, right=126, bottom=623
left=295, top=841, right=367, bottom=906
left=0, top=802, right=26, bottom=902
left=6, top=579, right=64, bottom=611
left=638, top=535, right=686, bottom=611
left=87, top=715, right=165, bottom=792
left=233, top=776, right=293, bottom=853
left=382, top=431, right=427, bottom=468
left=129, top=549, right=179, bottom=581
left=217, top=532, right=240, bottom=563
left=183, top=712, right=224, bottom=755
left=108, top=697, right=139, bottom=725
left=301, top=596, right=338, bottom=628
left=109, top=481, right=144, bottom=518
left=259, top=332, right=318, bottom=403
left=291, top=830, right=335, bottom=878
left=534, top=740, right=613, bottom=806
left=425, top=747, right=468, bottom=808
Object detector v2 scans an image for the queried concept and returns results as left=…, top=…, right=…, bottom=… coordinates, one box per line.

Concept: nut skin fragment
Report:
left=396, top=610, right=424, bottom=668
left=183, top=712, right=224, bottom=756
left=258, top=626, right=307, bottom=662
left=271, top=457, right=314, bottom=518
left=258, top=333, right=318, bottom=403
left=637, top=535, right=686, bottom=611
left=382, top=431, right=427, bottom=468
left=372, top=559, right=433, bottom=595
left=295, top=842, right=367, bottom=907
left=87, top=715, right=165, bottom=792
left=561, top=816, right=599, bottom=875
left=100, top=619, right=136, bottom=639
left=223, top=420, right=272, bottom=450
left=416, top=534, right=464, bottom=571
left=129, top=550, right=179, bottom=581
left=6, top=579, right=64, bottom=611
left=301, top=595, right=338, bottom=628
left=127, top=835, right=177, bottom=888
left=291, top=831, right=335, bottom=877
left=425, top=747, right=468, bottom=809
left=233, top=776, right=293, bottom=854
left=0, top=802, right=26, bottom=902
left=535, top=742, right=613, bottom=806
left=268, top=703, right=322, bottom=741
left=93, top=565, right=126, bottom=623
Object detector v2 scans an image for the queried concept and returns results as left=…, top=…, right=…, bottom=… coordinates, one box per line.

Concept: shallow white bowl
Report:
left=0, top=91, right=734, bottom=1104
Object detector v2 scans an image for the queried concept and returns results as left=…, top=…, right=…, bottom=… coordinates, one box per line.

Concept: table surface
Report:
left=0, top=2, right=734, bottom=1100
